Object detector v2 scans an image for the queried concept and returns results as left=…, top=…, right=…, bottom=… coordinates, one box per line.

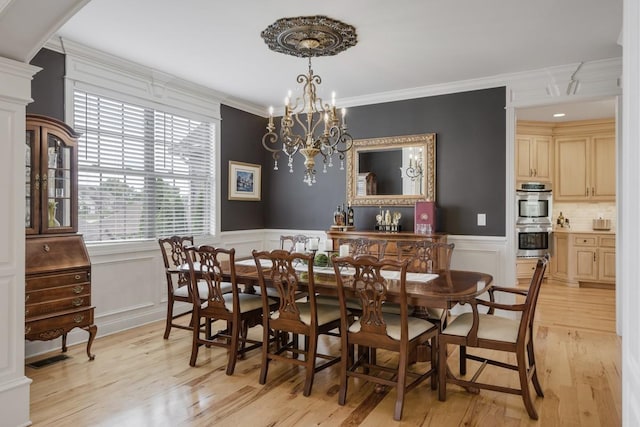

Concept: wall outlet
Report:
left=477, top=213, right=486, bottom=226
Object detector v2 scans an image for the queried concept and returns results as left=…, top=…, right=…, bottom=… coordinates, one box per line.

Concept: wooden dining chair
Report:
left=337, top=237, right=388, bottom=259
left=437, top=254, right=549, bottom=419
left=252, top=249, right=344, bottom=396
left=159, top=236, right=233, bottom=339
left=185, top=245, right=269, bottom=374
left=396, top=241, right=455, bottom=327
left=280, top=234, right=309, bottom=251
left=333, top=255, right=439, bottom=421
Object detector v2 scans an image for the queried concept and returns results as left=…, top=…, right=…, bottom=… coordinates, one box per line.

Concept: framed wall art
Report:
left=228, top=161, right=261, bottom=201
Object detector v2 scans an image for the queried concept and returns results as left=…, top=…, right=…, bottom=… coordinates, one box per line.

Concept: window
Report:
left=73, top=90, right=215, bottom=243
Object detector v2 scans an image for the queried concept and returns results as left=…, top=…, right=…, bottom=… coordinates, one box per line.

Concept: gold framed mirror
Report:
left=346, top=133, right=436, bottom=206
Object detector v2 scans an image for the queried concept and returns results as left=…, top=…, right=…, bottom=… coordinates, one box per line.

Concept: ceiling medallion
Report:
left=261, top=15, right=357, bottom=58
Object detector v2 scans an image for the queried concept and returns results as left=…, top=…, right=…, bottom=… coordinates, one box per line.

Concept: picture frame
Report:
left=228, top=161, right=261, bottom=201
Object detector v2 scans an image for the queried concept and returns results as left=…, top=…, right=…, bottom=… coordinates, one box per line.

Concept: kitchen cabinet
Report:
left=516, top=135, right=552, bottom=183
left=25, top=114, right=96, bottom=360
left=516, top=258, right=550, bottom=284
left=554, top=120, right=615, bottom=202
left=552, top=231, right=615, bottom=287
left=551, top=233, right=569, bottom=280
left=515, top=121, right=553, bottom=184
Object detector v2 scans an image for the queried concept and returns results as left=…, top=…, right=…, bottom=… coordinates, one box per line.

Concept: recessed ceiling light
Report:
left=553, top=113, right=566, bottom=118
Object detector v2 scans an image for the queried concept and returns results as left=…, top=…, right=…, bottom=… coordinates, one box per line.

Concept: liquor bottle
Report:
left=334, top=205, right=344, bottom=226
left=340, top=203, right=346, bottom=226
left=347, top=202, right=354, bottom=226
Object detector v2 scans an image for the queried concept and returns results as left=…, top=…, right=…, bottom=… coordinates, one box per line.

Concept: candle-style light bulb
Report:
left=331, top=91, right=336, bottom=106
left=268, top=106, right=274, bottom=126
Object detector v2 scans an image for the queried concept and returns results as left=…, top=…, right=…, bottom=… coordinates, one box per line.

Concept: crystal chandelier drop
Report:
left=260, top=16, right=357, bottom=186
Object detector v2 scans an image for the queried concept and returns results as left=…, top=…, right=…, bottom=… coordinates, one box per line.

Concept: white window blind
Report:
left=73, top=90, right=215, bottom=243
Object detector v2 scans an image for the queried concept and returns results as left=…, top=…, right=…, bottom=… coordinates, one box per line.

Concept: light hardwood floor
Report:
left=27, top=280, right=621, bottom=426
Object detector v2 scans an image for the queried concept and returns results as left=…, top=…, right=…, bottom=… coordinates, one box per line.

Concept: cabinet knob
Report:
left=72, top=297, right=84, bottom=307
left=73, top=285, right=84, bottom=294
left=25, top=308, right=30, bottom=316
left=25, top=326, right=31, bottom=335
left=75, top=274, right=81, bottom=280
left=43, top=244, right=50, bottom=252
left=25, top=294, right=30, bottom=302
left=73, top=314, right=84, bottom=323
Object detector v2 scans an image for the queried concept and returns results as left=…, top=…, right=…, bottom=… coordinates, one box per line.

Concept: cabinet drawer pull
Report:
left=73, top=314, right=84, bottom=323
left=72, top=285, right=84, bottom=294
left=25, top=308, right=30, bottom=316
left=25, top=294, right=30, bottom=302
left=72, top=297, right=84, bottom=307
left=43, top=244, right=50, bottom=252
left=25, top=326, right=31, bottom=335
left=75, top=274, right=81, bottom=280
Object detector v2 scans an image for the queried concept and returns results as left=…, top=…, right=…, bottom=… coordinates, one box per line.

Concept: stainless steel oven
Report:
left=516, top=182, right=552, bottom=225
left=516, top=225, right=552, bottom=258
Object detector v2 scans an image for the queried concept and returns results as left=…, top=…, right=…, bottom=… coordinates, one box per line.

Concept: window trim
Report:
left=63, top=41, right=222, bottom=246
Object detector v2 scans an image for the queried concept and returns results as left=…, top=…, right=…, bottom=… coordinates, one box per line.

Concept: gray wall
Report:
left=220, top=105, right=266, bottom=231
left=29, top=49, right=506, bottom=236
left=28, top=48, right=65, bottom=120
left=264, top=87, right=506, bottom=236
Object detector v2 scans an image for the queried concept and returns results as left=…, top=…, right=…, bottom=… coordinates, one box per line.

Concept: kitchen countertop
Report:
left=553, top=228, right=616, bottom=235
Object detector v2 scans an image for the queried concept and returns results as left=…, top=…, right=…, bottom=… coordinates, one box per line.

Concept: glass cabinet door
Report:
left=42, top=132, right=75, bottom=233
left=25, top=126, right=39, bottom=235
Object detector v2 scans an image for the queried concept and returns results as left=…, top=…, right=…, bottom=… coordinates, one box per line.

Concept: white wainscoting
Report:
left=24, top=229, right=511, bottom=358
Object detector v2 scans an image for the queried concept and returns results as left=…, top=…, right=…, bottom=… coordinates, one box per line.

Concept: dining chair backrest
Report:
left=185, top=245, right=238, bottom=315
left=333, top=255, right=411, bottom=342
left=337, top=238, right=388, bottom=259
left=159, top=235, right=194, bottom=289
left=253, top=249, right=317, bottom=326
left=396, top=240, right=455, bottom=273
left=520, top=254, right=549, bottom=337
left=280, top=234, right=309, bottom=252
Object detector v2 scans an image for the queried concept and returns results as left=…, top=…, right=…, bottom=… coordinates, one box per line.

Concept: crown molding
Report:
left=44, top=38, right=622, bottom=117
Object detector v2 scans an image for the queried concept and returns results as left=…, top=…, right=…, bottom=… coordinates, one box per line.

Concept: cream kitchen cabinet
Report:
left=554, top=120, right=615, bottom=202
left=515, top=121, right=553, bottom=184
left=516, top=134, right=552, bottom=183
left=552, top=231, right=615, bottom=287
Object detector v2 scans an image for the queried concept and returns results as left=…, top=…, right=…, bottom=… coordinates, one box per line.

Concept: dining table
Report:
left=229, top=258, right=494, bottom=311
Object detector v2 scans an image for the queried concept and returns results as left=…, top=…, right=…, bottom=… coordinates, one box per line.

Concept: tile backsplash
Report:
left=553, top=202, right=616, bottom=231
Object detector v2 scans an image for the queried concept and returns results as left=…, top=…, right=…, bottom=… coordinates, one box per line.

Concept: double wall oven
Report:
left=516, top=182, right=552, bottom=258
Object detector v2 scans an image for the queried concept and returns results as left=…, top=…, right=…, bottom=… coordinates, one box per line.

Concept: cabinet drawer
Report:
left=26, top=283, right=90, bottom=304
left=573, top=236, right=597, bottom=246
left=25, top=307, right=94, bottom=338
left=599, top=236, right=616, bottom=248
left=517, top=259, right=548, bottom=279
left=26, top=295, right=91, bottom=318
left=26, top=270, right=90, bottom=291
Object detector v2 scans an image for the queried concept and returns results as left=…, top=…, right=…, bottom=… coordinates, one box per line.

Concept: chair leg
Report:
left=189, top=316, right=200, bottom=367
left=527, top=339, right=544, bottom=397
left=238, top=319, right=249, bottom=360
left=517, top=350, right=539, bottom=420
left=430, top=335, right=438, bottom=390
left=394, top=349, right=408, bottom=421
left=438, top=339, right=448, bottom=401
left=164, top=298, right=175, bottom=339
left=303, top=334, right=317, bottom=397
left=226, top=320, right=240, bottom=376
left=338, top=336, right=350, bottom=406
left=459, top=345, right=467, bottom=375
left=259, top=324, right=271, bottom=385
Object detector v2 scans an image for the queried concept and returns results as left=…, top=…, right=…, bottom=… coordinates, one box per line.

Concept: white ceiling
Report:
left=53, top=0, right=622, bottom=113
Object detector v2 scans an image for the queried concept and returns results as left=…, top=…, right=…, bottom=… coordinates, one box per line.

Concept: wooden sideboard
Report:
left=325, top=230, right=448, bottom=260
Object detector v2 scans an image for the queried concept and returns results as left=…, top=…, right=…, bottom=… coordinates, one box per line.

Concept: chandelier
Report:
left=260, top=16, right=357, bottom=186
